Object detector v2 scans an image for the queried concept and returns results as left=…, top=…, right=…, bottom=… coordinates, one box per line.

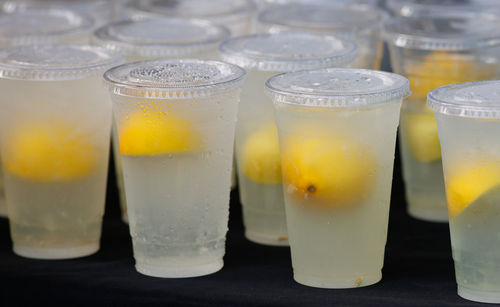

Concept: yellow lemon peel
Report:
left=407, top=51, right=492, bottom=99
left=119, top=109, right=201, bottom=156
left=405, top=112, right=441, bottom=163
left=281, top=131, right=376, bottom=207
left=241, top=123, right=282, bottom=184
left=446, top=160, right=500, bottom=218
left=3, top=120, right=97, bottom=182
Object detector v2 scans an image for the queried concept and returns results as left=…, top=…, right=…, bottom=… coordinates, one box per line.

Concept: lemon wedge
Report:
left=281, top=132, right=376, bottom=207
left=446, top=160, right=500, bottom=218
left=119, top=110, right=201, bottom=156
left=241, top=123, right=282, bottom=185
left=405, top=112, right=441, bottom=163
left=3, top=120, right=97, bottom=182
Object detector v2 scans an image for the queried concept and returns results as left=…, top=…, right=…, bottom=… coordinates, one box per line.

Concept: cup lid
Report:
left=103, top=59, right=246, bottom=99
left=266, top=68, right=410, bottom=107
left=219, top=32, right=357, bottom=72
left=123, top=0, right=256, bottom=22
left=0, top=9, right=94, bottom=46
left=261, top=0, right=378, bottom=7
left=428, top=81, right=500, bottom=118
left=386, top=0, right=500, bottom=17
left=383, top=12, right=500, bottom=51
left=93, top=18, right=230, bottom=58
left=1, top=0, right=111, bottom=14
left=257, top=4, right=386, bottom=37
left=0, top=45, right=124, bottom=81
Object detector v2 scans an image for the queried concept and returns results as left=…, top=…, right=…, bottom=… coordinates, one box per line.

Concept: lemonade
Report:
left=256, top=4, right=386, bottom=69
left=220, top=33, right=357, bottom=245
left=104, top=59, right=245, bottom=277
left=93, top=17, right=230, bottom=223
left=429, top=81, right=500, bottom=303
left=268, top=68, right=409, bottom=288
left=384, top=14, right=500, bottom=221
left=0, top=45, right=122, bottom=259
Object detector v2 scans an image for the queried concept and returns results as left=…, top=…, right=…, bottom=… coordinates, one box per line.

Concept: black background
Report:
left=0, top=51, right=484, bottom=306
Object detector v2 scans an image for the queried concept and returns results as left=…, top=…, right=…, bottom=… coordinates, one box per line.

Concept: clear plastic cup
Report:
left=103, top=59, right=245, bottom=278
left=383, top=12, right=500, bottom=222
left=93, top=18, right=230, bottom=223
left=1, top=0, right=114, bottom=27
left=428, top=81, right=500, bottom=303
left=122, top=0, right=257, bottom=36
left=0, top=9, right=94, bottom=48
left=267, top=68, right=409, bottom=288
left=0, top=45, right=123, bottom=259
left=386, top=0, right=500, bottom=17
left=255, top=0, right=378, bottom=9
left=256, top=4, right=387, bottom=69
left=220, top=32, right=357, bottom=246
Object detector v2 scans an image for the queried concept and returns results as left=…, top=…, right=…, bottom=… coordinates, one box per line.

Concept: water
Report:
left=275, top=101, right=401, bottom=288
left=114, top=92, right=238, bottom=277
left=6, top=171, right=106, bottom=259
left=450, top=188, right=500, bottom=303
left=239, top=175, right=287, bottom=245
left=122, top=151, right=231, bottom=277
left=399, top=106, right=448, bottom=222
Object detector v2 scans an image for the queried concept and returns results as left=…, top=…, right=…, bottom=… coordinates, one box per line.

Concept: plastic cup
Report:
left=428, top=81, right=500, bottom=303
left=93, top=18, right=230, bottom=223
left=256, top=4, right=387, bottom=69
left=0, top=45, right=123, bottom=259
left=383, top=12, right=500, bottom=222
left=386, top=0, right=500, bottom=17
left=220, top=32, right=357, bottom=246
left=103, top=59, right=245, bottom=278
left=0, top=9, right=94, bottom=48
left=122, top=0, right=257, bottom=36
left=267, top=68, right=409, bottom=288
left=255, top=0, right=378, bottom=9
left=1, top=0, right=114, bottom=27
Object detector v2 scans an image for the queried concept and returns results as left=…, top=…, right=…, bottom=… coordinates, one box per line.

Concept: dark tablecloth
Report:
left=0, top=51, right=482, bottom=307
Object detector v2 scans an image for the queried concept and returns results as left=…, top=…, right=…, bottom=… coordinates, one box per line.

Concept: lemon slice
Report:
left=281, top=132, right=376, bottom=207
left=241, top=122, right=282, bottom=185
left=119, top=110, right=201, bottom=156
left=446, top=160, right=500, bottom=218
left=3, top=120, right=97, bottom=182
left=405, top=112, right=441, bottom=163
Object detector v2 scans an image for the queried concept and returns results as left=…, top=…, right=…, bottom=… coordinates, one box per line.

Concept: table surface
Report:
left=0, top=54, right=483, bottom=307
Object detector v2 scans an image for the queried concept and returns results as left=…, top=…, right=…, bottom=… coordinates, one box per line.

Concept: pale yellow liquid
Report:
left=276, top=100, right=401, bottom=288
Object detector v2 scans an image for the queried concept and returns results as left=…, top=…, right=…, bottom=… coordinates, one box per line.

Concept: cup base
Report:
left=245, top=230, right=289, bottom=247
left=458, top=286, right=500, bottom=304
left=135, top=259, right=223, bottom=278
left=13, top=243, right=99, bottom=260
left=408, top=206, right=448, bottom=223
left=294, top=271, right=381, bottom=289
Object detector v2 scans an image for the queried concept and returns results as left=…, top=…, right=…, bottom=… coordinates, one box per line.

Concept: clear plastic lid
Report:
left=103, top=59, right=246, bottom=99
left=0, top=9, right=94, bottom=46
left=383, top=12, right=500, bottom=51
left=386, top=0, right=500, bottom=17
left=93, top=18, right=230, bottom=58
left=257, top=4, right=386, bottom=37
left=266, top=68, right=410, bottom=107
left=219, top=33, right=357, bottom=72
left=259, top=0, right=378, bottom=7
left=428, top=81, right=500, bottom=119
left=1, top=0, right=113, bottom=21
left=0, top=45, right=124, bottom=81
left=123, top=0, right=256, bottom=23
